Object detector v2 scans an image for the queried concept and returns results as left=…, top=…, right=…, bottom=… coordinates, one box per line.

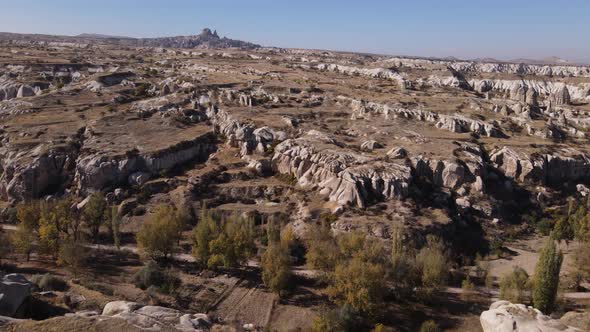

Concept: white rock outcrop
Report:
left=490, top=146, right=590, bottom=184
left=480, top=301, right=582, bottom=332
left=272, top=133, right=411, bottom=208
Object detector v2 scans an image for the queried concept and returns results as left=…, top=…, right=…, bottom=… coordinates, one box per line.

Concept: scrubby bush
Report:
left=499, top=267, right=530, bottom=303
left=133, top=260, right=181, bottom=294
left=552, top=217, right=574, bottom=242
left=0, top=231, right=10, bottom=264
left=489, top=237, right=504, bottom=257
left=536, top=218, right=555, bottom=236
left=275, top=173, right=297, bottom=186
left=419, top=320, right=441, bottom=332
left=461, top=276, right=476, bottom=301
left=311, top=305, right=363, bottom=332
left=572, top=242, right=590, bottom=282
left=79, top=279, right=114, bottom=296
left=31, top=273, right=68, bottom=291
left=59, top=240, right=89, bottom=277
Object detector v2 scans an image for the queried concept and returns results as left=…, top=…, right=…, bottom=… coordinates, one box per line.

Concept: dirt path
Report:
left=211, top=279, right=276, bottom=328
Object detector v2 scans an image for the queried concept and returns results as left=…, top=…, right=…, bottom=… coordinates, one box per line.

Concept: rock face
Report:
left=0, top=79, right=44, bottom=101
left=315, top=63, right=411, bottom=89
left=0, top=274, right=32, bottom=318
left=272, top=132, right=411, bottom=208
left=387, top=56, right=590, bottom=78
left=480, top=301, right=582, bottom=332
left=76, top=134, right=216, bottom=195
left=343, top=97, right=504, bottom=137
left=490, top=146, right=590, bottom=185
left=551, top=86, right=571, bottom=105
left=0, top=147, right=76, bottom=202
left=205, top=104, right=285, bottom=156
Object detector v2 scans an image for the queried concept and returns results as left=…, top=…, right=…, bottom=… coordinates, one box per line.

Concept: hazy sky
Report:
left=2, top=0, right=589, bottom=62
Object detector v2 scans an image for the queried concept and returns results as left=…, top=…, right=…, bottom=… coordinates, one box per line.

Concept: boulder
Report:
left=16, top=85, right=35, bottom=98
left=0, top=274, right=32, bottom=317
left=102, top=301, right=142, bottom=316
left=360, top=140, right=383, bottom=152
left=64, top=292, right=86, bottom=308
left=387, top=147, right=407, bottom=159
left=560, top=311, right=590, bottom=331
left=118, top=198, right=138, bottom=216
left=101, top=301, right=210, bottom=331
left=480, top=301, right=582, bottom=332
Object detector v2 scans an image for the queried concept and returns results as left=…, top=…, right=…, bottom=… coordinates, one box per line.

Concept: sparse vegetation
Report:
left=415, top=235, right=449, bottom=290
left=1, top=24, right=590, bottom=332
left=419, top=320, right=441, bottom=332
left=499, top=267, right=530, bottom=303
left=58, top=240, right=89, bottom=277
left=133, top=260, right=181, bottom=294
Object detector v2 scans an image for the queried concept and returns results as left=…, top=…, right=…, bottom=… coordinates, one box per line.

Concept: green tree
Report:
left=192, top=208, right=215, bottom=264
left=37, top=201, right=66, bottom=259
left=532, top=238, right=563, bottom=313
left=261, top=242, right=291, bottom=296
left=111, top=206, right=122, bottom=249
left=326, top=254, right=386, bottom=314
left=11, top=224, right=36, bottom=261
left=192, top=210, right=255, bottom=269
left=82, top=193, right=108, bottom=242
left=16, top=201, right=41, bottom=230
left=305, top=222, right=340, bottom=275
left=499, top=267, right=530, bottom=303
left=208, top=214, right=255, bottom=269
left=390, top=225, right=418, bottom=291
left=137, top=205, right=185, bottom=260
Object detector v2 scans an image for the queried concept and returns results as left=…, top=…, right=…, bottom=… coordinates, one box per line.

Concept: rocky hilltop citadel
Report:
left=0, top=29, right=589, bottom=332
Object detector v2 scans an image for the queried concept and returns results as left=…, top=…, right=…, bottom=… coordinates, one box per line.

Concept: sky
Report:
left=1, top=0, right=589, bottom=63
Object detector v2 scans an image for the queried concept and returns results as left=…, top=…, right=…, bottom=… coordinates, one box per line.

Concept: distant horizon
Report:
left=1, top=28, right=587, bottom=66
left=2, top=0, right=589, bottom=64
